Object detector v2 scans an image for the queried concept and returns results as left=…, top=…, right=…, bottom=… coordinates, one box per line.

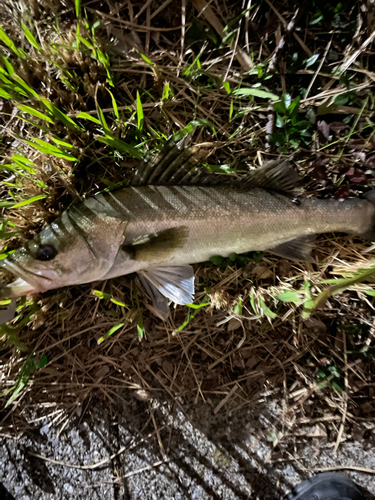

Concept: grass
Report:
left=0, top=0, right=375, bottom=450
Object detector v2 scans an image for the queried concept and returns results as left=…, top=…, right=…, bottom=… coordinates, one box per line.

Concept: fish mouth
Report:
left=0, top=259, right=58, bottom=299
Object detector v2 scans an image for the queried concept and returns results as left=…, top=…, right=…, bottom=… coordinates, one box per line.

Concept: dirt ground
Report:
left=1, top=394, right=375, bottom=500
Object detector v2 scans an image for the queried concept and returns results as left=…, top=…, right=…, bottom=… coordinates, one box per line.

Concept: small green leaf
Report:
left=222, top=80, right=231, bottom=94
left=305, top=54, right=319, bottom=68
left=140, top=53, right=153, bottom=65
left=162, top=81, right=170, bottom=100
left=21, top=24, right=41, bottom=51
left=136, top=91, right=144, bottom=131
left=282, top=93, right=291, bottom=110
left=276, top=290, right=302, bottom=305
left=258, top=298, right=277, bottom=319
left=234, top=299, right=242, bottom=315
left=137, top=313, right=144, bottom=340
left=97, top=323, right=124, bottom=344
left=232, top=88, right=279, bottom=100
left=186, top=301, right=210, bottom=309
left=92, top=290, right=111, bottom=299
left=210, top=255, right=224, bottom=267
left=111, top=298, right=128, bottom=307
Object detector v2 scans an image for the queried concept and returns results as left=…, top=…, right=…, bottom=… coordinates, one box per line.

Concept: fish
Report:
left=1, top=138, right=375, bottom=321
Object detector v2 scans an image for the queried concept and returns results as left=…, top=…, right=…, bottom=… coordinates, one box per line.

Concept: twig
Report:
left=313, top=466, right=375, bottom=475
left=339, top=30, right=375, bottom=75
left=333, top=330, right=348, bottom=454
left=304, top=38, right=333, bottom=100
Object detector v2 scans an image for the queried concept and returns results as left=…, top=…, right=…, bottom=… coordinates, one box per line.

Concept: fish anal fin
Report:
left=125, top=226, right=189, bottom=262
left=269, top=235, right=315, bottom=262
left=243, top=159, right=300, bottom=194
left=139, top=265, right=195, bottom=307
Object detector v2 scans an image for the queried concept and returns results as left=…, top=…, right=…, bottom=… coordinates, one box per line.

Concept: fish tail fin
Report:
left=361, top=189, right=375, bottom=240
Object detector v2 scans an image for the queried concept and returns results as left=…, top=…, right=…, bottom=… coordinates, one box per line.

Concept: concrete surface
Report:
left=1, top=394, right=375, bottom=499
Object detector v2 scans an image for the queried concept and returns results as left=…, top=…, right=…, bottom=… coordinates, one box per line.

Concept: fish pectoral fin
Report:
left=138, top=265, right=195, bottom=308
left=244, top=159, right=300, bottom=194
left=125, top=226, right=189, bottom=262
left=269, top=235, right=316, bottom=262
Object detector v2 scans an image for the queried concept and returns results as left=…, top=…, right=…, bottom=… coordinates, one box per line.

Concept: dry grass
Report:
left=0, top=0, right=375, bottom=450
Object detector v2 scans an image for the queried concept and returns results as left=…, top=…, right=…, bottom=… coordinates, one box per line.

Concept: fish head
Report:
left=0, top=206, right=128, bottom=299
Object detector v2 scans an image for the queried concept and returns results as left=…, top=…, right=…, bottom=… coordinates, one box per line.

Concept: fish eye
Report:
left=35, top=244, right=58, bottom=261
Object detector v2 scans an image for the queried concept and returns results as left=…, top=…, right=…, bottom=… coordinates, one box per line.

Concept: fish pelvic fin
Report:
left=138, top=265, right=195, bottom=318
left=270, top=235, right=316, bottom=262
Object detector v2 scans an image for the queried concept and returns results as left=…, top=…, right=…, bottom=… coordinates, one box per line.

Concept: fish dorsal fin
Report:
left=241, top=159, right=300, bottom=193
left=131, top=137, right=299, bottom=193
left=130, top=138, right=222, bottom=187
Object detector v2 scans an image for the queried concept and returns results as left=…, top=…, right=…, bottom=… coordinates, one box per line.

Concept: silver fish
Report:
left=1, top=140, right=375, bottom=320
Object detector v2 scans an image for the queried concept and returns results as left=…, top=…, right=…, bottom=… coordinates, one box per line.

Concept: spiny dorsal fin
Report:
left=130, top=137, right=222, bottom=187
left=131, top=137, right=299, bottom=193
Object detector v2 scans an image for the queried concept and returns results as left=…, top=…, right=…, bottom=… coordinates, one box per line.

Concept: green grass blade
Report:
left=24, top=137, right=77, bottom=160
left=49, top=136, right=74, bottom=149
left=96, top=103, right=110, bottom=132
left=12, top=74, right=39, bottom=99
left=136, top=91, right=144, bottom=130
left=0, top=194, right=46, bottom=208
left=77, top=111, right=102, bottom=124
left=0, top=26, right=21, bottom=56
left=10, top=195, right=47, bottom=208
left=232, top=88, right=279, bottom=100
left=97, top=323, right=124, bottom=344
left=17, top=104, right=54, bottom=124
left=0, top=87, right=12, bottom=99
left=21, top=24, right=41, bottom=51
left=75, top=0, right=81, bottom=17
left=96, top=136, right=142, bottom=159
left=107, top=88, right=119, bottom=119
left=2, top=55, right=15, bottom=75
